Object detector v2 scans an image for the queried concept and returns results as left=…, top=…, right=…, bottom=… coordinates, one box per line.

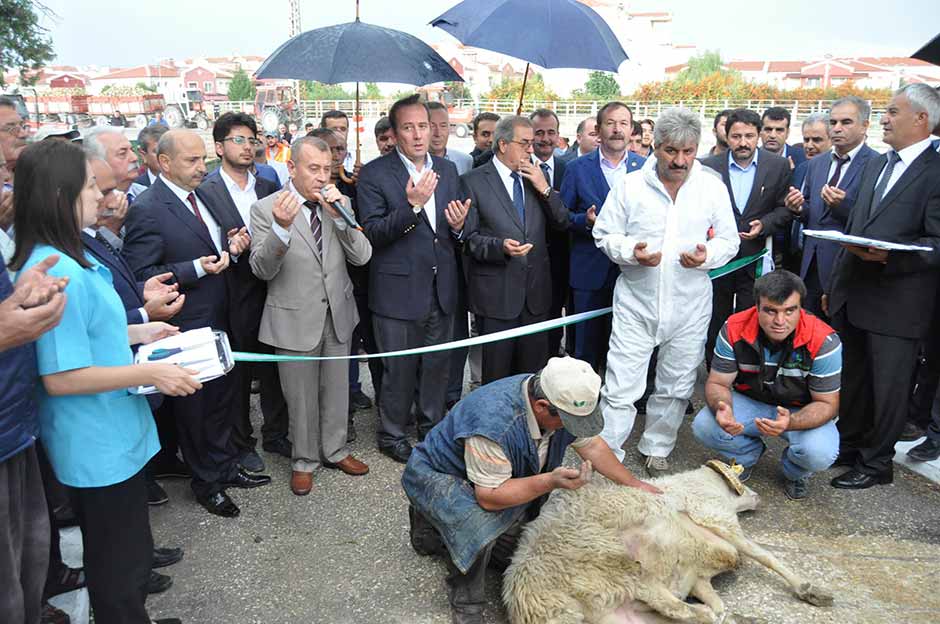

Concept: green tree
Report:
left=0, top=0, right=56, bottom=86
left=676, top=50, right=727, bottom=83
left=445, top=81, right=471, bottom=101
left=301, top=81, right=354, bottom=100
left=227, top=68, right=256, bottom=101
left=363, top=82, right=381, bottom=98
left=584, top=71, right=620, bottom=99
left=482, top=72, right=559, bottom=102
left=135, top=81, right=156, bottom=93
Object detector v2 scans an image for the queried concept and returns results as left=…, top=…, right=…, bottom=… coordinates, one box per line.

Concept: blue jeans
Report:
left=692, top=391, right=839, bottom=481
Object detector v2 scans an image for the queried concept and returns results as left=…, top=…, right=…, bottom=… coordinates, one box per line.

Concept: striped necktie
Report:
left=305, top=201, right=322, bottom=254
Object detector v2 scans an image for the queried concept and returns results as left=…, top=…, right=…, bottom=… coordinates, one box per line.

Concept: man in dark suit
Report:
left=760, top=106, right=806, bottom=169
left=134, top=125, right=168, bottom=188
left=356, top=95, right=467, bottom=463
left=123, top=129, right=271, bottom=517
left=199, top=112, right=289, bottom=472
left=469, top=112, right=499, bottom=169
left=462, top=115, right=569, bottom=383
left=560, top=102, right=645, bottom=370
left=529, top=109, right=569, bottom=357
left=782, top=113, right=831, bottom=273
left=785, top=97, right=876, bottom=317
left=701, top=108, right=792, bottom=363
left=826, top=84, right=940, bottom=490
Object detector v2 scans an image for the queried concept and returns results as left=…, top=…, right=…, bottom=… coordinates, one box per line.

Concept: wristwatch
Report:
left=412, top=204, right=423, bottom=214
left=541, top=185, right=551, bottom=199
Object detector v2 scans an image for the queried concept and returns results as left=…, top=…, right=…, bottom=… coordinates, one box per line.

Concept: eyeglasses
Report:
left=0, top=122, right=29, bottom=135
left=221, top=136, right=262, bottom=146
left=509, top=139, right=534, bottom=149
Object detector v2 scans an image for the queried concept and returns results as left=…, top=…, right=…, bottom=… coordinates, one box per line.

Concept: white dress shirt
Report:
left=599, top=146, right=629, bottom=190
left=397, top=149, right=437, bottom=232
left=875, top=136, right=935, bottom=198
left=491, top=153, right=520, bottom=203
left=271, top=180, right=347, bottom=247
left=160, top=175, right=222, bottom=279
left=826, top=141, right=866, bottom=188
left=147, top=169, right=157, bottom=185
left=534, top=153, right=556, bottom=187
left=219, top=167, right=257, bottom=234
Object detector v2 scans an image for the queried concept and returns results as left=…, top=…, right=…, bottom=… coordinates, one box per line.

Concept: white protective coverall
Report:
left=593, top=156, right=739, bottom=460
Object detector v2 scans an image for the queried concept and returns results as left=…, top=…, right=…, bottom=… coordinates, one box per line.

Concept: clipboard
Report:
left=131, top=327, right=235, bottom=395
left=803, top=230, right=933, bottom=253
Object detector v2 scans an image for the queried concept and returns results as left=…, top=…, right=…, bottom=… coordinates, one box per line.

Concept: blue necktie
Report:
left=510, top=172, right=525, bottom=226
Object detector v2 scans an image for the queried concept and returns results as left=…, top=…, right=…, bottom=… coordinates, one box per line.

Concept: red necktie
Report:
left=186, top=192, right=205, bottom=224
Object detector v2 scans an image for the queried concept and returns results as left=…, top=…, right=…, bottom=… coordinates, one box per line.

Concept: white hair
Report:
left=82, top=126, right=127, bottom=160
left=653, top=107, right=701, bottom=147
left=801, top=112, right=830, bottom=131
left=897, top=83, right=940, bottom=130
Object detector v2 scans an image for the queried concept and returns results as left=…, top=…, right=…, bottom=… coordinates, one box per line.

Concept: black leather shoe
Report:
left=832, top=450, right=857, bottom=467
left=907, top=437, right=940, bottom=462
left=349, top=390, right=373, bottom=410
left=151, top=456, right=191, bottom=479
left=379, top=439, right=413, bottom=464
left=154, top=619, right=182, bottom=624
left=197, top=491, right=240, bottom=518
left=224, top=467, right=272, bottom=489
left=830, top=468, right=893, bottom=489
left=147, top=479, right=169, bottom=506
left=347, top=415, right=358, bottom=443
left=262, top=437, right=292, bottom=458
left=152, top=546, right=184, bottom=569
left=899, top=421, right=926, bottom=442
left=147, top=570, right=173, bottom=594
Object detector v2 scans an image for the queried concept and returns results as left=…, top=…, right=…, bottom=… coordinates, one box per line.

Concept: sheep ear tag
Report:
left=705, top=459, right=746, bottom=496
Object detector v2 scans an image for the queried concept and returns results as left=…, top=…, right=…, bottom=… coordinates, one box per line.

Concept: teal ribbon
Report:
left=233, top=249, right=769, bottom=363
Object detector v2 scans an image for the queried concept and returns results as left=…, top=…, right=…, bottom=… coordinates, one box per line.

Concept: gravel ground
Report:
left=138, top=363, right=940, bottom=624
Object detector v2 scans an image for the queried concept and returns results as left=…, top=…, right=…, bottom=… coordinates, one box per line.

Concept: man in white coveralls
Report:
left=593, top=107, right=740, bottom=476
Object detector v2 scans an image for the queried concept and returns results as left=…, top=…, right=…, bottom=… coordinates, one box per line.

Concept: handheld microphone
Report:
left=331, top=199, right=362, bottom=231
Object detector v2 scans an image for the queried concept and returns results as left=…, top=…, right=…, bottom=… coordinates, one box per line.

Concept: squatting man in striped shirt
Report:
left=692, top=269, right=842, bottom=500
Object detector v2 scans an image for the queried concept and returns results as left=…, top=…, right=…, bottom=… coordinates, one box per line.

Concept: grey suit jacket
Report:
left=248, top=190, right=372, bottom=351
left=461, top=159, right=569, bottom=320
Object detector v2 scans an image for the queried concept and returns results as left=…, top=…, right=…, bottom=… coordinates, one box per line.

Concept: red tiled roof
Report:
left=94, top=65, right=180, bottom=80
left=858, top=56, right=932, bottom=67
left=767, top=61, right=803, bottom=73
left=728, top=61, right=765, bottom=71
left=665, top=64, right=687, bottom=73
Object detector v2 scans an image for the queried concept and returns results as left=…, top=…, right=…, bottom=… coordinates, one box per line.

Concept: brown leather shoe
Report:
left=324, top=455, right=369, bottom=476
left=290, top=471, right=313, bottom=496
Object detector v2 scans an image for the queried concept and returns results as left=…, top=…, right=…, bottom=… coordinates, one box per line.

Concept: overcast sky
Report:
left=41, top=0, right=938, bottom=68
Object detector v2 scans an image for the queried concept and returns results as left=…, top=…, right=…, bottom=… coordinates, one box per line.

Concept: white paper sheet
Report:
left=803, top=229, right=933, bottom=252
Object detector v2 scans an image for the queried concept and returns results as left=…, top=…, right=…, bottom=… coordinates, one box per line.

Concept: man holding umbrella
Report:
left=357, top=94, right=469, bottom=463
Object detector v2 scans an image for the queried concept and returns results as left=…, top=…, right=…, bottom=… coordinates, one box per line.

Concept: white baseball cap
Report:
left=540, top=357, right=604, bottom=438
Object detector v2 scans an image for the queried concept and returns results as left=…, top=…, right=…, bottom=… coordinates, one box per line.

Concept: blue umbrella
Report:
left=431, top=0, right=627, bottom=112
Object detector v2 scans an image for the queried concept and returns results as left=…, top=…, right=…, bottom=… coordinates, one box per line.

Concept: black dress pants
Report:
left=706, top=264, right=756, bottom=366
left=231, top=338, right=289, bottom=452
left=67, top=469, right=153, bottom=624
left=802, top=258, right=828, bottom=321
left=837, top=317, right=920, bottom=475
left=373, top=298, right=452, bottom=446
left=479, top=308, right=550, bottom=385
left=173, top=372, right=241, bottom=498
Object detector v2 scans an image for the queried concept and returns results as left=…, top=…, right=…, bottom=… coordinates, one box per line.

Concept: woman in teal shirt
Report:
left=10, top=140, right=201, bottom=624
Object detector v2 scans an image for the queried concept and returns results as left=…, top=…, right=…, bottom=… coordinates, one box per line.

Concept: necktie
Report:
left=510, top=172, right=526, bottom=226
left=869, top=151, right=900, bottom=217
left=185, top=192, right=205, bottom=224
left=827, top=154, right=849, bottom=188
left=95, top=230, right=117, bottom=256
left=539, top=162, right=551, bottom=187
left=305, top=200, right=322, bottom=254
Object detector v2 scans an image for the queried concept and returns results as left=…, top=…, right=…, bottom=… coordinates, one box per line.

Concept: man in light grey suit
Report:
left=249, top=136, right=373, bottom=496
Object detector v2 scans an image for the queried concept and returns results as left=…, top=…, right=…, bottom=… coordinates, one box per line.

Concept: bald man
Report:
left=123, top=130, right=271, bottom=518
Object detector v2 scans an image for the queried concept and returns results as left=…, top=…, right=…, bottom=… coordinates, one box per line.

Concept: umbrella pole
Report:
left=515, top=62, right=530, bottom=116
left=355, top=81, right=361, bottom=171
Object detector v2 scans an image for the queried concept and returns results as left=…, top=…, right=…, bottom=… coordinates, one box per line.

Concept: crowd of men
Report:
left=2, top=82, right=940, bottom=623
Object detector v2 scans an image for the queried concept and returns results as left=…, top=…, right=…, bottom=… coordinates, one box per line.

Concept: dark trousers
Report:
left=908, top=315, right=940, bottom=430
left=150, top=399, right=179, bottom=468
left=479, top=308, right=550, bottom=384
left=231, top=339, right=289, bottom=452
left=173, top=373, right=240, bottom=498
left=373, top=300, right=452, bottom=446
left=349, top=292, right=384, bottom=403
left=707, top=265, right=756, bottom=366
left=572, top=284, right=614, bottom=371
left=448, top=306, right=469, bottom=404
left=67, top=469, right=153, bottom=624
left=35, top=442, right=66, bottom=598
left=0, top=445, right=49, bottom=624
left=836, top=317, right=920, bottom=475
left=409, top=505, right=522, bottom=616
left=802, top=258, right=827, bottom=321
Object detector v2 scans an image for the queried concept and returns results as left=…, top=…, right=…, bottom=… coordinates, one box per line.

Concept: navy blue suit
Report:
left=357, top=151, right=462, bottom=445
left=559, top=149, right=645, bottom=369
left=197, top=170, right=288, bottom=453
left=122, top=176, right=243, bottom=498
left=798, top=144, right=877, bottom=315
left=81, top=231, right=145, bottom=325
left=783, top=143, right=807, bottom=170
left=133, top=171, right=152, bottom=188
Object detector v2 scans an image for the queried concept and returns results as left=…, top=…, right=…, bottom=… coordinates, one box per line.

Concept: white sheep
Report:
left=503, top=463, right=833, bottom=624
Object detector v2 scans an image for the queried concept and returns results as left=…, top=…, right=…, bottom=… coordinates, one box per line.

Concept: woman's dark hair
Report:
left=9, top=140, right=91, bottom=270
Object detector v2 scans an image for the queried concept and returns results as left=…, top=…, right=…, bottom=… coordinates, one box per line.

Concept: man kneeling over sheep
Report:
left=693, top=270, right=841, bottom=500
left=402, top=357, right=661, bottom=624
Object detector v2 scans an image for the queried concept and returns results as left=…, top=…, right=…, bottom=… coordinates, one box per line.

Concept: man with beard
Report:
left=470, top=112, right=499, bottom=168
left=82, top=126, right=143, bottom=250
left=560, top=102, right=645, bottom=370
left=707, top=109, right=732, bottom=157
left=373, top=116, right=397, bottom=157
left=595, top=107, right=739, bottom=475
left=701, top=108, right=792, bottom=366
left=760, top=106, right=806, bottom=169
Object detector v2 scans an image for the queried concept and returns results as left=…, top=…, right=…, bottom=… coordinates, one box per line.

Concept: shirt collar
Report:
left=147, top=169, right=157, bottom=185
left=535, top=153, right=554, bottom=172
left=396, top=148, right=433, bottom=176
left=728, top=147, right=758, bottom=172
left=832, top=141, right=865, bottom=163
left=599, top=146, right=626, bottom=169
left=491, top=153, right=517, bottom=182
left=159, top=175, right=197, bottom=205
left=219, top=167, right=256, bottom=194
left=895, top=136, right=935, bottom=166
left=520, top=376, right=545, bottom=440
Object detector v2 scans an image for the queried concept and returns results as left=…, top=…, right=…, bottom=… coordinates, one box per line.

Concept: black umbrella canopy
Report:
left=256, top=20, right=463, bottom=85
left=912, top=32, right=940, bottom=66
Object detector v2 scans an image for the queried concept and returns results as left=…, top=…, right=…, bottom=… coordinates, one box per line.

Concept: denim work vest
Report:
left=0, top=270, right=39, bottom=462
left=401, top=375, right=575, bottom=573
